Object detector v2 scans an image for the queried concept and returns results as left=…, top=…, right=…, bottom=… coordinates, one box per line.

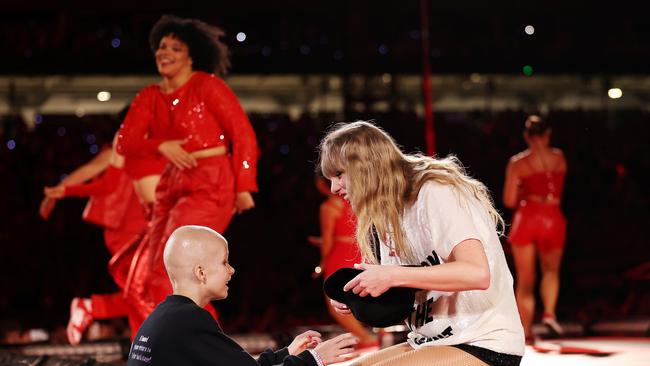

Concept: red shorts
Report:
left=508, top=201, right=566, bottom=252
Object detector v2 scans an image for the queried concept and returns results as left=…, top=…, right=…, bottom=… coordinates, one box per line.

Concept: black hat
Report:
left=324, top=267, right=417, bottom=328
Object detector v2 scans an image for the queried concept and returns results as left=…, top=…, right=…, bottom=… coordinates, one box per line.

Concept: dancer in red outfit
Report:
left=39, top=147, right=112, bottom=221
left=44, top=137, right=147, bottom=344
left=315, top=178, right=377, bottom=348
left=503, top=115, right=567, bottom=342
left=116, top=15, right=258, bottom=318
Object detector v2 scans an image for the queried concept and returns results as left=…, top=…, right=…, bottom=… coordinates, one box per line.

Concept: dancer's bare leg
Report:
left=511, top=243, right=536, bottom=339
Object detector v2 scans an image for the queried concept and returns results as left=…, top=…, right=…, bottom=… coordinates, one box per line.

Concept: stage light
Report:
left=522, top=65, right=534, bottom=76
left=7, top=140, right=16, bottom=150
left=111, top=38, right=121, bottom=48
left=236, top=32, right=246, bottom=42
left=525, top=25, right=535, bottom=35
left=382, top=73, right=392, bottom=83
left=89, top=144, right=99, bottom=154
left=608, top=88, right=622, bottom=99
left=35, top=114, right=43, bottom=124
left=97, top=91, right=111, bottom=102
left=378, top=44, right=388, bottom=55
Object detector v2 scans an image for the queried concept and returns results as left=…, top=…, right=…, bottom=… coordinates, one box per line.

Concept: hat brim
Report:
left=324, top=267, right=362, bottom=304
left=323, top=267, right=418, bottom=327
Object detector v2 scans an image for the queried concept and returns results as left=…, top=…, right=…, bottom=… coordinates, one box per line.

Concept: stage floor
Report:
left=2, top=335, right=648, bottom=365
left=332, top=337, right=650, bottom=366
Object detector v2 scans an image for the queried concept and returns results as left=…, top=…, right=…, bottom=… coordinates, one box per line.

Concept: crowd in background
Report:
left=1, top=108, right=648, bottom=343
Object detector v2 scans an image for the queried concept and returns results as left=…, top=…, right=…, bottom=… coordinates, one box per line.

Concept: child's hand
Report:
left=288, top=330, right=322, bottom=355
left=313, top=333, right=358, bottom=364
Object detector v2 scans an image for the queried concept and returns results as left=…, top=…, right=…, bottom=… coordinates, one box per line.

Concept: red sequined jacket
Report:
left=117, top=71, right=258, bottom=193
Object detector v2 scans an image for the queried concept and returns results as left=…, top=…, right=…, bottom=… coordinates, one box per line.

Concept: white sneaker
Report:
left=66, top=298, right=93, bottom=345
left=541, top=314, right=564, bottom=336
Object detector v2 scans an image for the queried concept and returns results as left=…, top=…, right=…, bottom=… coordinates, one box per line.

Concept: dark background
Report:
left=1, top=0, right=649, bottom=340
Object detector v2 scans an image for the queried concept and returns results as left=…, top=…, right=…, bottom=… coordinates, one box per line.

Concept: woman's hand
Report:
left=287, top=330, right=321, bottom=355
left=329, top=299, right=352, bottom=315
left=158, top=140, right=197, bottom=170
left=313, top=333, right=358, bottom=365
left=39, top=196, right=57, bottom=220
left=44, top=186, right=66, bottom=199
left=344, top=263, right=395, bottom=297
left=235, top=191, right=255, bottom=214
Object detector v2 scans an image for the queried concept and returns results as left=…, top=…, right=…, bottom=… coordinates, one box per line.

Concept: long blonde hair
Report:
left=318, top=121, right=504, bottom=264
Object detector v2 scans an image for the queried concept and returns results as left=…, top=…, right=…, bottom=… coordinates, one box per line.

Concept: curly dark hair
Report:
left=524, top=115, right=549, bottom=136
left=149, top=15, right=231, bottom=76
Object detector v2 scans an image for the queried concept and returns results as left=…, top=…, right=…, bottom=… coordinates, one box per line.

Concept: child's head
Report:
left=163, top=225, right=235, bottom=301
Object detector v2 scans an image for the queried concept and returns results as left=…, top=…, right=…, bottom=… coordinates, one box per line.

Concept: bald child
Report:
left=127, top=225, right=357, bottom=366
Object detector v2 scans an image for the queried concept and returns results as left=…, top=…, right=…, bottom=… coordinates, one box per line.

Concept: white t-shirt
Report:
left=379, top=181, right=525, bottom=356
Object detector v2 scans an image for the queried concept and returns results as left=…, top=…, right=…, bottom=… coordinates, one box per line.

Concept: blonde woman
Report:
left=318, top=121, right=524, bottom=366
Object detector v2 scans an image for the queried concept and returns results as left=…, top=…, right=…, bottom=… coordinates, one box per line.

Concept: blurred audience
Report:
left=0, top=109, right=648, bottom=340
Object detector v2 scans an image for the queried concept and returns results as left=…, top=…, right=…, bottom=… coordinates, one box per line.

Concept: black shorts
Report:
left=453, top=344, right=522, bottom=366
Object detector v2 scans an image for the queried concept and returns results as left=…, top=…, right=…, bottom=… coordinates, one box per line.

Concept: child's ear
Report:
left=195, top=265, right=206, bottom=283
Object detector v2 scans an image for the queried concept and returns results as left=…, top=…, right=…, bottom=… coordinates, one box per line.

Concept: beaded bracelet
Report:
left=307, top=349, right=324, bottom=366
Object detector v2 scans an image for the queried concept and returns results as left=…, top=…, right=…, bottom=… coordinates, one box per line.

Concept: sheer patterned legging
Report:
left=349, top=343, right=488, bottom=366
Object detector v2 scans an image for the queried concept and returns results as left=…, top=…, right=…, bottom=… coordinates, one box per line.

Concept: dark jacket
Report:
left=127, top=295, right=316, bottom=366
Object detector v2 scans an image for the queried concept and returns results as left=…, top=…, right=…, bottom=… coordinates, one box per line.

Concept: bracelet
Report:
left=307, top=349, right=324, bottom=366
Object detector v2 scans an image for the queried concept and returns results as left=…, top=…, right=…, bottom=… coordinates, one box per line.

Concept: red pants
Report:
left=508, top=201, right=567, bottom=251
left=129, top=156, right=235, bottom=325
left=91, top=292, right=128, bottom=319
left=121, top=229, right=158, bottom=333
left=150, top=155, right=236, bottom=252
left=97, top=204, right=148, bottom=335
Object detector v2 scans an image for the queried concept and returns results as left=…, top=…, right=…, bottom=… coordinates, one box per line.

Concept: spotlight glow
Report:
left=525, top=25, right=535, bottom=35
left=608, top=88, right=622, bottom=99
left=236, top=32, right=246, bottom=42
left=97, top=91, right=111, bottom=102
left=522, top=65, right=534, bottom=76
